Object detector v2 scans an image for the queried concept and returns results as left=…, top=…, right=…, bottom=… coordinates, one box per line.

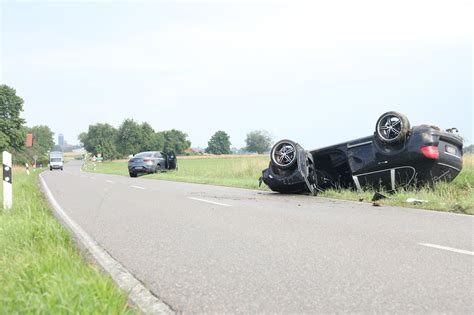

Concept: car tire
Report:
left=50, top=167, right=52, bottom=171
left=375, top=111, right=410, bottom=144
left=129, top=172, right=137, bottom=178
left=270, top=139, right=298, bottom=169
left=154, top=164, right=161, bottom=173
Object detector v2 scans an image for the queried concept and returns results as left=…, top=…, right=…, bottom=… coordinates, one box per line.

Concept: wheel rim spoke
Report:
left=273, top=143, right=295, bottom=166
left=379, top=115, right=403, bottom=140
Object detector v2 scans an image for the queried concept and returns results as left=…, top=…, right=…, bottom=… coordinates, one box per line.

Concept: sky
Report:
left=1, top=0, right=472, bottom=149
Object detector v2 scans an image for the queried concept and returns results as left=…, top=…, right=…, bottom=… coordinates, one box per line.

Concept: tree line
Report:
left=464, top=144, right=474, bottom=154
left=78, top=119, right=191, bottom=160
left=79, top=122, right=273, bottom=159
left=1, top=84, right=274, bottom=165
left=205, top=130, right=272, bottom=155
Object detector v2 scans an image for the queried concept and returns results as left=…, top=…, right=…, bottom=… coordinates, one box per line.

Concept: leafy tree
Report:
left=163, top=129, right=191, bottom=154
left=206, top=130, right=231, bottom=154
left=81, top=123, right=119, bottom=160
left=80, top=120, right=191, bottom=159
left=140, top=122, right=158, bottom=151
left=245, top=130, right=272, bottom=154
left=154, top=132, right=165, bottom=152
left=27, top=125, right=55, bottom=164
left=116, top=119, right=165, bottom=155
left=116, top=119, right=144, bottom=156
left=78, top=132, right=88, bottom=146
left=0, top=84, right=27, bottom=152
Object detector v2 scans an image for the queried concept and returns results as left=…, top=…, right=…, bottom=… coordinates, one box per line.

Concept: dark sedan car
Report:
left=128, top=151, right=177, bottom=177
left=261, top=111, right=463, bottom=194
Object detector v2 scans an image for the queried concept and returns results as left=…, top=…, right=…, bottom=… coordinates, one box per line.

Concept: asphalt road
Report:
left=42, top=161, right=473, bottom=313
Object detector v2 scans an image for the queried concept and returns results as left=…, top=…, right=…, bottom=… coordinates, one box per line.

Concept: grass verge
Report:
left=320, top=155, right=474, bottom=214
left=0, top=168, right=134, bottom=314
left=86, top=155, right=271, bottom=190
left=85, top=155, right=474, bottom=214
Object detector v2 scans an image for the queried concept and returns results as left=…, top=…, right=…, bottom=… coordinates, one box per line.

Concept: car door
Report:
left=166, top=151, right=177, bottom=170
left=153, top=152, right=163, bottom=168
left=347, top=140, right=392, bottom=190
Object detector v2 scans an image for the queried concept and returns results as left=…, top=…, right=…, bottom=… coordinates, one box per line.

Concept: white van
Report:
left=49, top=151, right=64, bottom=171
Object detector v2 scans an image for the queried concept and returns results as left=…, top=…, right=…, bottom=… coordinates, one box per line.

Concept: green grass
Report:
left=86, top=155, right=474, bottom=214
left=319, top=155, right=474, bottom=214
left=0, top=169, right=135, bottom=314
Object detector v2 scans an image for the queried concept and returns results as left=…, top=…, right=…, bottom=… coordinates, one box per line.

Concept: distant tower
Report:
left=58, top=134, right=64, bottom=147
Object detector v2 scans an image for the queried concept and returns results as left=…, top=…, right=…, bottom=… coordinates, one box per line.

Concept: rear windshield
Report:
left=51, top=158, right=62, bottom=162
left=134, top=152, right=153, bottom=158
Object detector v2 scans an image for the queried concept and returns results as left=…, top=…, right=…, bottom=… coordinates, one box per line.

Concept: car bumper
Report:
left=415, top=157, right=462, bottom=185
left=128, top=165, right=154, bottom=174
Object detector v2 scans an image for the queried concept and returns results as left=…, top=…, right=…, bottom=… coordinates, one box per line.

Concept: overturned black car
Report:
left=261, top=111, right=463, bottom=194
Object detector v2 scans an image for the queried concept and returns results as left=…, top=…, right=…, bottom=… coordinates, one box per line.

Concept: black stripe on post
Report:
left=3, top=164, right=12, bottom=184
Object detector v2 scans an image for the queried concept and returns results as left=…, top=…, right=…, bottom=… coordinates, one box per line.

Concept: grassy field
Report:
left=63, top=152, right=84, bottom=162
left=0, top=169, right=134, bottom=314
left=85, top=155, right=474, bottom=214
left=86, top=155, right=271, bottom=190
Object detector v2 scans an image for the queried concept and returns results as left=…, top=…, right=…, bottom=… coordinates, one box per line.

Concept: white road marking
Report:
left=418, top=243, right=474, bottom=256
left=40, top=174, right=173, bottom=314
left=188, top=197, right=231, bottom=207
left=131, top=185, right=146, bottom=190
left=105, top=180, right=115, bottom=184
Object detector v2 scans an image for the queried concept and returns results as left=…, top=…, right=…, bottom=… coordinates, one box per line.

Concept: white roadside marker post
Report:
left=3, top=151, right=12, bottom=209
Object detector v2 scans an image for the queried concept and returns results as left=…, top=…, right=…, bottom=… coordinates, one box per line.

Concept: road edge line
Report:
left=39, top=173, right=174, bottom=314
left=418, top=243, right=474, bottom=256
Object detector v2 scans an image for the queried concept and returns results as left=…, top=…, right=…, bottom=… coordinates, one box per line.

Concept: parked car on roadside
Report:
left=128, top=151, right=177, bottom=177
left=261, top=111, right=463, bottom=194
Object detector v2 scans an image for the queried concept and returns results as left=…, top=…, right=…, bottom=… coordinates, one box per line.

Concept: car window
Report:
left=154, top=153, right=162, bottom=158
left=135, top=152, right=153, bottom=158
